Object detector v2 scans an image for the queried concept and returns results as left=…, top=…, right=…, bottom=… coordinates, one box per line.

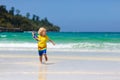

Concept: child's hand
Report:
left=32, top=31, right=36, bottom=38
left=49, top=40, right=55, bottom=46
left=32, top=31, right=35, bottom=36
left=53, top=43, right=55, bottom=46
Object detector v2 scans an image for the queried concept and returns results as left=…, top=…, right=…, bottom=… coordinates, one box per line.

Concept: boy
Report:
left=32, top=27, right=55, bottom=63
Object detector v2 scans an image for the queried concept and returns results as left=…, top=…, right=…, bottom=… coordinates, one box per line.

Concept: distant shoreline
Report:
left=0, top=27, right=23, bottom=32
left=0, top=5, right=60, bottom=32
left=0, top=27, right=60, bottom=32
left=0, top=29, right=120, bottom=33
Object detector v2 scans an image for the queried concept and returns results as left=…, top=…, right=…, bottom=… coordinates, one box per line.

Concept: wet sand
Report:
left=0, top=50, right=120, bottom=80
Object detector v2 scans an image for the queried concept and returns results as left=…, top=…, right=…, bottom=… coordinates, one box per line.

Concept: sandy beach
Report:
left=0, top=0, right=120, bottom=79
left=0, top=50, right=120, bottom=80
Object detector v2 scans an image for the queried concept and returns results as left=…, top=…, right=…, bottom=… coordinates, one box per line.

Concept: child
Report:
left=32, top=27, right=55, bottom=63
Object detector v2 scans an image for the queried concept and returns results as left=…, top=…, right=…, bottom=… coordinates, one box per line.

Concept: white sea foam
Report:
left=0, top=42, right=120, bottom=52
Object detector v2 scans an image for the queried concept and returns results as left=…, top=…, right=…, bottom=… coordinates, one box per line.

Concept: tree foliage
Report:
left=0, top=5, right=60, bottom=32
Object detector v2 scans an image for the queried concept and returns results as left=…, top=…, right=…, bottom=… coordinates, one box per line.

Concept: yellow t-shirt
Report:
left=37, top=35, right=49, bottom=50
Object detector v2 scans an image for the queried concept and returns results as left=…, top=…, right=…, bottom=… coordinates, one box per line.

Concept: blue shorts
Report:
left=38, top=49, right=46, bottom=56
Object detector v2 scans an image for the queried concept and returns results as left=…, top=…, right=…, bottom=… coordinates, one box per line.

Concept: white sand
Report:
left=0, top=50, right=120, bottom=80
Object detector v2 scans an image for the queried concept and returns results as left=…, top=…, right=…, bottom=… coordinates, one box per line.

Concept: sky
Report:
left=0, top=0, right=120, bottom=32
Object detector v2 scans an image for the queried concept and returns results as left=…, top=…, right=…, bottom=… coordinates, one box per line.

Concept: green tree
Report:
left=0, top=5, right=60, bottom=32
left=16, top=9, right=20, bottom=15
left=36, top=16, right=39, bottom=21
left=26, top=12, right=30, bottom=19
left=0, top=5, right=8, bottom=13
left=9, top=7, right=15, bottom=15
left=32, top=14, right=36, bottom=21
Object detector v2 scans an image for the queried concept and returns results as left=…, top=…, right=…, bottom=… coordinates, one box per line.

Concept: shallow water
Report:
left=0, top=32, right=120, bottom=51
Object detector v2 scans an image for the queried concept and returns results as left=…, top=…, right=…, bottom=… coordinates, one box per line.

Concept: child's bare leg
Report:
left=44, top=54, right=48, bottom=61
left=39, top=56, right=43, bottom=63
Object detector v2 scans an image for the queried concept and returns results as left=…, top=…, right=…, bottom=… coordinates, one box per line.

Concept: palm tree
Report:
left=16, top=9, right=20, bottom=15
left=0, top=5, right=8, bottom=13
left=9, top=7, right=15, bottom=15
left=26, top=12, right=30, bottom=19
left=32, top=14, right=36, bottom=21
left=36, top=16, right=39, bottom=21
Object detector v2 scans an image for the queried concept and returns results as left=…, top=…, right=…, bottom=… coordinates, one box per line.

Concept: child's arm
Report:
left=49, top=39, right=55, bottom=45
left=32, top=32, right=39, bottom=41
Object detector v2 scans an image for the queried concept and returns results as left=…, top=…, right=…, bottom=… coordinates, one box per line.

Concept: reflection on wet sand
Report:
left=38, top=64, right=47, bottom=80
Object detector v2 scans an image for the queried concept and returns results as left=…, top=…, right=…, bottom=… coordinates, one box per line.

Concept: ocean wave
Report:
left=0, top=42, right=120, bottom=52
left=0, top=35, right=7, bottom=38
left=0, top=43, right=37, bottom=48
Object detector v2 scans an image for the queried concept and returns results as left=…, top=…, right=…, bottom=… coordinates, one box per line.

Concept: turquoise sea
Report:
left=0, top=32, right=120, bottom=52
